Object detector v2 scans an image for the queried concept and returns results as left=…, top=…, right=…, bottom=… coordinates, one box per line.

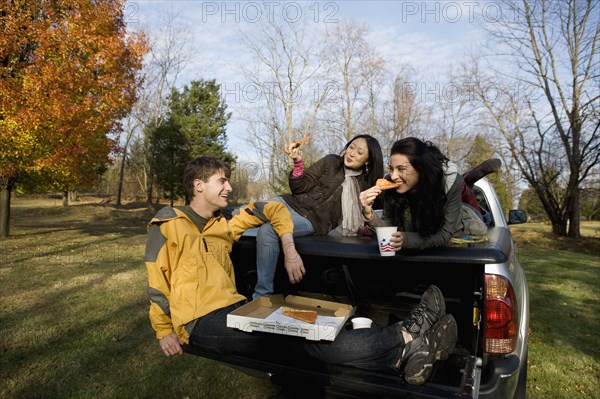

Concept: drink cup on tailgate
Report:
left=375, top=226, right=397, bottom=256
left=351, top=317, right=373, bottom=329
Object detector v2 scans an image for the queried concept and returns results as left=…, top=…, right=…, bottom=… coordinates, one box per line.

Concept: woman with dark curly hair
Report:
left=360, top=137, right=498, bottom=250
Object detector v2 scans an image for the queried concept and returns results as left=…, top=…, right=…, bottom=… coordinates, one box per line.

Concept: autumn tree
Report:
left=472, top=0, right=599, bottom=237
left=0, top=0, right=146, bottom=237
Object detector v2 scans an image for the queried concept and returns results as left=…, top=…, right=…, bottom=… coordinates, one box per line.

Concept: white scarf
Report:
left=340, top=168, right=363, bottom=236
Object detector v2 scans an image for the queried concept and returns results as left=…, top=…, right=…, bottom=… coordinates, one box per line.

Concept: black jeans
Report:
left=189, top=302, right=405, bottom=372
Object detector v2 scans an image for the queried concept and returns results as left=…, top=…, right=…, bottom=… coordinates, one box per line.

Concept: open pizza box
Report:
left=227, top=294, right=355, bottom=341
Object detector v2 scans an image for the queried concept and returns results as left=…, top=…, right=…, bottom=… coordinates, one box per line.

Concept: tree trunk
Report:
left=568, top=188, right=581, bottom=238
left=567, top=117, right=583, bottom=238
left=537, top=187, right=569, bottom=237
left=116, top=157, right=125, bottom=207
left=116, top=129, right=134, bottom=207
left=62, top=191, right=68, bottom=207
left=146, top=162, right=154, bottom=205
left=0, top=183, right=11, bottom=239
left=551, top=222, right=567, bottom=236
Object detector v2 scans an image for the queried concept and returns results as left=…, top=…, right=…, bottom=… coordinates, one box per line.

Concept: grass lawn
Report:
left=1, top=196, right=598, bottom=398
left=509, top=221, right=600, bottom=399
left=1, top=196, right=277, bottom=399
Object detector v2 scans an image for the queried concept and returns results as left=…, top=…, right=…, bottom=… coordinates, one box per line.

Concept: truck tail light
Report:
left=484, top=274, right=517, bottom=354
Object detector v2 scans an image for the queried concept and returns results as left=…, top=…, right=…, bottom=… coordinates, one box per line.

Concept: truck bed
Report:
left=182, top=227, right=518, bottom=398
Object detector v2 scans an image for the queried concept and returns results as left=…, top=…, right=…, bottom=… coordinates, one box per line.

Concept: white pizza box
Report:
left=227, top=294, right=355, bottom=341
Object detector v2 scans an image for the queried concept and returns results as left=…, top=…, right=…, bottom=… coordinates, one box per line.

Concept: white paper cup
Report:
left=375, top=226, right=398, bottom=256
left=351, top=317, right=373, bottom=329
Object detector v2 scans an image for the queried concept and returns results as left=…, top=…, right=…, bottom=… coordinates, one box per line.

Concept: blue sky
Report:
left=126, top=1, right=497, bottom=157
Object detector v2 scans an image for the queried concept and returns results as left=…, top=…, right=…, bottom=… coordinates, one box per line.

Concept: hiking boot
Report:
left=397, top=314, right=458, bottom=385
left=463, top=158, right=501, bottom=186
left=402, top=285, right=446, bottom=340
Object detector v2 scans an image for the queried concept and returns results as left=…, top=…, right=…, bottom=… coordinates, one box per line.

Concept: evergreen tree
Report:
left=518, top=188, right=546, bottom=222
left=170, top=80, right=234, bottom=162
left=147, top=79, right=235, bottom=203
left=466, top=135, right=510, bottom=214
left=148, top=119, right=188, bottom=205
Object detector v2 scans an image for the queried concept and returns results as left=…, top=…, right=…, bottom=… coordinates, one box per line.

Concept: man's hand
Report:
left=159, top=332, right=183, bottom=357
left=281, top=232, right=305, bottom=284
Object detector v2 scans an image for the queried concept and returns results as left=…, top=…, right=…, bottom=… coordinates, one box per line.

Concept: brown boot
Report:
left=463, top=159, right=501, bottom=186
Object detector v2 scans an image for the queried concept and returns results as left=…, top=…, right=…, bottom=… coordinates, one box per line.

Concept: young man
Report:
left=145, top=156, right=457, bottom=385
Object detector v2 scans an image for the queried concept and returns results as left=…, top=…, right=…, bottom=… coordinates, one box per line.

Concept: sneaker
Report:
left=398, top=314, right=458, bottom=385
left=402, top=285, right=446, bottom=340
left=463, top=158, right=502, bottom=186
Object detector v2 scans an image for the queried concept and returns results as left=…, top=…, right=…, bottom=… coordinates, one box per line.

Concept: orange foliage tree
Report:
left=0, top=0, right=147, bottom=237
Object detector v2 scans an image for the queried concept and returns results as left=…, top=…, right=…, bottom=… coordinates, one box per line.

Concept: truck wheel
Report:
left=513, top=349, right=528, bottom=399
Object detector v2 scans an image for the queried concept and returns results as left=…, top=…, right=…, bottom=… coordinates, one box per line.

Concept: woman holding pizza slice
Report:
left=360, top=137, right=499, bottom=251
left=253, top=134, right=384, bottom=299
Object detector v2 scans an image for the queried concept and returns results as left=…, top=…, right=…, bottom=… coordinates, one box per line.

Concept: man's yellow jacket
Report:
left=145, top=202, right=293, bottom=343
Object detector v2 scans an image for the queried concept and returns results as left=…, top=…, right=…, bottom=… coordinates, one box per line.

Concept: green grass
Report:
left=1, top=196, right=599, bottom=398
left=510, top=222, right=600, bottom=399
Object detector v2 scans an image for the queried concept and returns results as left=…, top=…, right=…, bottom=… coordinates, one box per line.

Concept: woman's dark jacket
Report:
left=282, top=154, right=373, bottom=235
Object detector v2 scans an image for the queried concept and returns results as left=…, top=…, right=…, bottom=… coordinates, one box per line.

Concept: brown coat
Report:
left=282, top=154, right=372, bottom=235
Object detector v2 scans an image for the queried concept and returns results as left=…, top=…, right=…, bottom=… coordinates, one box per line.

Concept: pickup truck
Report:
left=183, top=178, right=529, bottom=399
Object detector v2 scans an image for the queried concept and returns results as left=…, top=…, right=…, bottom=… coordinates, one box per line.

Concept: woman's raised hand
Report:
left=360, top=186, right=381, bottom=220
left=284, top=142, right=302, bottom=161
left=285, top=136, right=312, bottom=161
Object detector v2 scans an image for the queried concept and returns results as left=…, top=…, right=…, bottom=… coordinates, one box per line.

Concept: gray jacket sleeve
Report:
left=364, top=210, right=389, bottom=228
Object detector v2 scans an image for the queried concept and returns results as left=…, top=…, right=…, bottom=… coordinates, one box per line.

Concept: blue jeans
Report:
left=189, top=302, right=405, bottom=372
left=253, top=197, right=316, bottom=299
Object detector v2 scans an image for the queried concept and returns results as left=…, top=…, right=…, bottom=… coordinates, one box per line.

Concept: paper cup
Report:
left=351, top=317, right=373, bottom=329
left=375, top=226, right=398, bottom=256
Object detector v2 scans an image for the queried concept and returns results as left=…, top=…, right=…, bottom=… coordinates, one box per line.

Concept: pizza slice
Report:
left=291, top=135, right=313, bottom=149
left=282, top=306, right=318, bottom=324
left=376, top=178, right=400, bottom=190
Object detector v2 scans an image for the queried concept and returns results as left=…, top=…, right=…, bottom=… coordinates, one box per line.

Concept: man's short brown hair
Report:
left=183, top=157, right=231, bottom=201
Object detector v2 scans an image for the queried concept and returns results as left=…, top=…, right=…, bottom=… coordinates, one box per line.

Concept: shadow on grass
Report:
left=9, top=200, right=156, bottom=238
left=1, top=262, right=274, bottom=399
